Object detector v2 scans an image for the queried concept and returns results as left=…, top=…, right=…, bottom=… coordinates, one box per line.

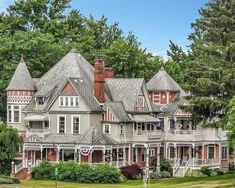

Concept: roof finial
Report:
left=20, top=54, right=24, bottom=63
left=160, top=66, right=165, bottom=71
left=70, top=48, right=78, bottom=53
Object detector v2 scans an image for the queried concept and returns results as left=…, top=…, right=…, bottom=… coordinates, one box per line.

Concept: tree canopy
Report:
left=181, top=0, right=235, bottom=127
left=0, top=0, right=162, bottom=121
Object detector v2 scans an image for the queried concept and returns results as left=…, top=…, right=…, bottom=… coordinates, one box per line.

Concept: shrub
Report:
left=31, top=160, right=55, bottom=180
left=160, top=157, right=173, bottom=175
left=149, top=171, right=162, bottom=180
left=120, top=165, right=142, bottom=179
left=185, top=170, right=204, bottom=177
left=160, top=170, right=171, bottom=178
left=0, top=177, right=20, bottom=184
left=57, top=161, right=78, bottom=182
left=93, top=164, right=121, bottom=183
left=229, top=162, right=235, bottom=171
left=76, top=163, right=94, bottom=183
left=213, top=168, right=224, bottom=176
left=200, top=166, right=212, bottom=176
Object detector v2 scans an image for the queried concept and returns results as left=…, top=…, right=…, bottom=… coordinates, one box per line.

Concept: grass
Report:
left=1, top=174, right=235, bottom=188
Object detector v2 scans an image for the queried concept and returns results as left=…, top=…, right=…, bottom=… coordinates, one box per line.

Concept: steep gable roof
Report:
left=105, top=78, right=144, bottom=111
left=6, top=56, right=35, bottom=91
left=146, top=67, right=182, bottom=92
left=23, top=49, right=102, bottom=112
left=104, top=102, right=132, bottom=122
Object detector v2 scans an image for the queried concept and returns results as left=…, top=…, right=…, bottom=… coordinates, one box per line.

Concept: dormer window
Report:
left=37, top=97, right=44, bottom=105
left=59, top=96, right=79, bottom=107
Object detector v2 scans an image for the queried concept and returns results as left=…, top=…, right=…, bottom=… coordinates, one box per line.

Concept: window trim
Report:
left=221, top=146, right=227, bottom=160
left=149, top=148, right=155, bottom=157
left=208, top=145, right=215, bottom=159
left=7, top=105, right=21, bottom=123
left=59, top=96, right=79, bottom=107
left=120, top=124, right=124, bottom=135
left=103, top=124, right=111, bottom=134
left=71, top=115, right=80, bottom=134
left=57, top=115, right=66, bottom=134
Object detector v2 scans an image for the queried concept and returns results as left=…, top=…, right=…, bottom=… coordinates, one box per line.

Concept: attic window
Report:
left=59, top=96, right=79, bottom=107
left=37, top=97, right=44, bottom=105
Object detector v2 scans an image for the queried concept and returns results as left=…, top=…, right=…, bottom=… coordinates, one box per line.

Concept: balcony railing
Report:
left=133, top=130, right=163, bottom=135
left=26, top=128, right=49, bottom=138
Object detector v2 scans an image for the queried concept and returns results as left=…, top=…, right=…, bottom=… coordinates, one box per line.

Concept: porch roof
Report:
left=131, top=114, right=160, bottom=123
left=24, top=115, right=48, bottom=121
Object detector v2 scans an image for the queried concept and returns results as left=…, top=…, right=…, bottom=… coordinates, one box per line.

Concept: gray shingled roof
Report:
left=104, top=102, right=132, bottom=122
left=105, top=78, right=144, bottom=111
left=146, top=67, right=182, bottom=92
left=6, top=56, right=35, bottom=91
left=161, top=98, right=189, bottom=115
left=23, top=49, right=102, bottom=112
left=43, top=134, right=80, bottom=143
left=77, top=126, right=118, bottom=145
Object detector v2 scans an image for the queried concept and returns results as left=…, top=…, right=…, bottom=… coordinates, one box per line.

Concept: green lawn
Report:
left=2, top=174, right=235, bottom=188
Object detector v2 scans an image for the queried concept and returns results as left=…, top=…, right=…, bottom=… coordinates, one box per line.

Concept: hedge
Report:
left=32, top=161, right=122, bottom=183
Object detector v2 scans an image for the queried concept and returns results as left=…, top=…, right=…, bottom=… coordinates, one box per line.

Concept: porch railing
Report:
left=183, top=158, right=191, bottom=176
left=132, top=130, right=163, bottom=135
left=173, top=159, right=181, bottom=176
left=191, top=159, right=220, bottom=167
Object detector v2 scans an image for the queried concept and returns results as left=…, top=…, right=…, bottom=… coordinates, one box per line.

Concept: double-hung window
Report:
left=221, top=146, right=227, bottom=160
left=103, top=124, right=111, bottom=134
left=208, top=146, right=215, bottom=159
left=7, top=105, right=20, bottom=123
left=72, top=116, right=80, bottom=134
left=58, top=116, right=66, bottom=133
left=59, top=96, right=79, bottom=107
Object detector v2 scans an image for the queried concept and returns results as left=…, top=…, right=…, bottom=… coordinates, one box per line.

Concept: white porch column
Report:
left=56, top=146, right=60, bottom=163
left=74, top=148, right=77, bottom=162
left=116, top=146, right=119, bottom=168
left=40, top=145, right=43, bottom=160
left=146, top=145, right=150, bottom=179
left=78, top=149, right=81, bottom=163
left=123, top=146, right=126, bottom=166
left=110, top=146, right=113, bottom=165
left=88, top=151, right=93, bottom=164
left=128, top=144, right=131, bottom=163
left=192, top=143, right=195, bottom=166
left=174, top=144, right=177, bottom=163
left=219, top=143, right=222, bottom=166
left=165, top=143, right=168, bottom=159
left=202, top=144, right=204, bottom=160
left=156, top=145, right=160, bottom=172
left=102, top=148, right=106, bottom=163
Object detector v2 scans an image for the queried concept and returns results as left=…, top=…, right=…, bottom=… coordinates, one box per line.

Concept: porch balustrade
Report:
left=26, top=128, right=49, bottom=138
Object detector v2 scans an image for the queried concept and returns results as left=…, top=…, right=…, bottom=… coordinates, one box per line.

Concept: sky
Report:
left=0, top=0, right=209, bottom=59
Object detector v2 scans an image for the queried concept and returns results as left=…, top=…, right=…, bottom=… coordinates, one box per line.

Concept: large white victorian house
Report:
left=7, top=49, right=228, bottom=177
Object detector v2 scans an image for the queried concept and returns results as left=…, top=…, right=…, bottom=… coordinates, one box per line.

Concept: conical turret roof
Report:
left=6, top=55, right=35, bottom=91
left=146, top=66, right=182, bottom=92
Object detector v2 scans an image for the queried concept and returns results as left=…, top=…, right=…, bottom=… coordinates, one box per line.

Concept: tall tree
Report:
left=0, top=31, right=69, bottom=120
left=0, top=123, right=23, bottom=175
left=226, top=96, right=235, bottom=146
left=183, top=0, right=235, bottom=127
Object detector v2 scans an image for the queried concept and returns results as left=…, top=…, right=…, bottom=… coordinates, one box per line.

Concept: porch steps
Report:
left=174, top=166, right=185, bottom=177
left=13, top=168, right=31, bottom=180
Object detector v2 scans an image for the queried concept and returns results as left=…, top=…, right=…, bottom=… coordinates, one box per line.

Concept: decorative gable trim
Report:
left=62, top=82, right=76, bottom=93
left=24, top=134, right=42, bottom=143
left=102, top=106, right=116, bottom=122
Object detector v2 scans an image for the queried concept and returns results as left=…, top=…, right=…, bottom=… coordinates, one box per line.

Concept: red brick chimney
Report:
left=94, top=57, right=114, bottom=103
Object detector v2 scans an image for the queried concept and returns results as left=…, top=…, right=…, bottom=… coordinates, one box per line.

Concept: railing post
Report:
left=11, top=161, right=15, bottom=174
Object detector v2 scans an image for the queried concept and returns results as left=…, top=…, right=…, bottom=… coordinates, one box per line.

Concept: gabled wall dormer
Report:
left=134, top=83, right=152, bottom=112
